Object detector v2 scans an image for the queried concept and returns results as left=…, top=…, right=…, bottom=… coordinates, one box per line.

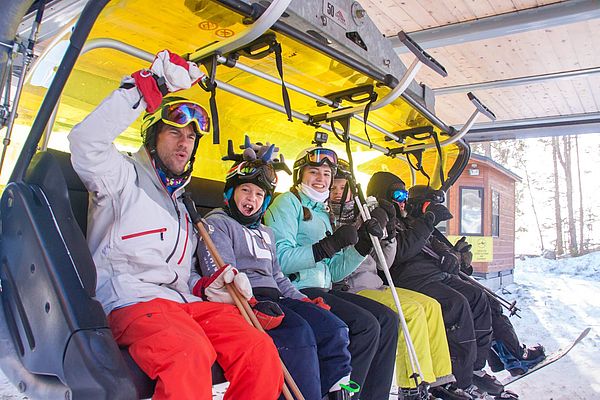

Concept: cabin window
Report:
left=460, top=187, right=483, bottom=235
left=492, top=190, right=500, bottom=237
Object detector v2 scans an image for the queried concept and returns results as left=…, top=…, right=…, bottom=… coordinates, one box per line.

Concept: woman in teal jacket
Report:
left=265, top=146, right=399, bottom=400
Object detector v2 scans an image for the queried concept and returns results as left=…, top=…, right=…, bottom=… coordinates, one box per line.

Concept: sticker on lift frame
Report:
left=322, top=0, right=349, bottom=29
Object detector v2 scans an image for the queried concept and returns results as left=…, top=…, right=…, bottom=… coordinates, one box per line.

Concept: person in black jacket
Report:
left=406, top=186, right=546, bottom=379
left=367, top=172, right=497, bottom=400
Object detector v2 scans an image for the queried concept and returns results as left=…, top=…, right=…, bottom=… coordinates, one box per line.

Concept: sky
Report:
left=480, top=134, right=600, bottom=255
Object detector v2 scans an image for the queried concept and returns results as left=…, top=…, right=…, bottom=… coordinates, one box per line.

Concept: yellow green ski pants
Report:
left=358, top=288, right=453, bottom=388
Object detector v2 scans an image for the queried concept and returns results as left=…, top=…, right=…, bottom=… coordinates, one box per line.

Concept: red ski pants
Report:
left=108, top=298, right=283, bottom=400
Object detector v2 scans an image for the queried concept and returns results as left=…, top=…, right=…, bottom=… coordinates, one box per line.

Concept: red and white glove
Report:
left=301, top=296, right=331, bottom=311
left=193, top=264, right=253, bottom=304
left=131, top=49, right=205, bottom=112
left=248, top=297, right=285, bottom=330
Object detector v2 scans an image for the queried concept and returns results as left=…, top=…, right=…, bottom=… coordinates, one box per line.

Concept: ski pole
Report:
left=183, top=194, right=304, bottom=400
left=458, top=271, right=521, bottom=318
left=345, top=178, right=424, bottom=387
left=431, top=229, right=521, bottom=317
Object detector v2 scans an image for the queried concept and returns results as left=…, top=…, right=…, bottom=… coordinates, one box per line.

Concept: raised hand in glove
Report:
left=301, top=296, right=331, bottom=311
left=249, top=297, right=285, bottom=330
left=313, top=225, right=359, bottom=262
left=438, top=250, right=460, bottom=275
left=193, top=264, right=253, bottom=304
left=376, top=198, right=397, bottom=239
left=423, top=203, right=453, bottom=226
left=454, top=236, right=474, bottom=275
left=354, top=218, right=384, bottom=256
left=128, top=50, right=205, bottom=112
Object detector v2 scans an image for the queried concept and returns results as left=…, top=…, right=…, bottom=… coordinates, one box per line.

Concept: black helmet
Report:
left=406, top=185, right=446, bottom=216
left=407, top=185, right=445, bottom=204
left=335, top=159, right=351, bottom=180
left=224, top=160, right=278, bottom=199
left=223, top=157, right=278, bottom=229
left=366, top=171, right=406, bottom=201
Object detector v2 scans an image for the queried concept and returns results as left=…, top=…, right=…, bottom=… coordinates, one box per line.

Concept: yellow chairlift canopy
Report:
left=15, top=0, right=464, bottom=190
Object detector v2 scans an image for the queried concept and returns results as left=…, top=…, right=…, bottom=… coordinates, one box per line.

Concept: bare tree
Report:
left=520, top=160, right=545, bottom=251
left=556, top=136, right=578, bottom=256
left=552, top=137, right=564, bottom=255
left=575, top=135, right=585, bottom=254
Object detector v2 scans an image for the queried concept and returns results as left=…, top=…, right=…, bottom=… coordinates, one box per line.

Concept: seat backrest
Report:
left=47, top=149, right=227, bottom=235
left=0, top=150, right=136, bottom=399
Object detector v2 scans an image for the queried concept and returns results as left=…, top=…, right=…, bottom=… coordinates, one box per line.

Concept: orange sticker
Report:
left=215, top=28, right=235, bottom=38
left=199, top=21, right=218, bottom=30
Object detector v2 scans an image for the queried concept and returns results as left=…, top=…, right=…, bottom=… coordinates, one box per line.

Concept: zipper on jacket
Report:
left=122, top=228, right=167, bottom=241
left=177, top=214, right=190, bottom=265
left=165, top=196, right=182, bottom=263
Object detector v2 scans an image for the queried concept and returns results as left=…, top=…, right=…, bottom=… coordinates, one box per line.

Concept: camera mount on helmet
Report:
left=312, top=131, right=329, bottom=147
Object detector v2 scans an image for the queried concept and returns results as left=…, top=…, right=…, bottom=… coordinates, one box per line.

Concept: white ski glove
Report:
left=127, top=49, right=205, bottom=112
left=193, top=264, right=253, bottom=304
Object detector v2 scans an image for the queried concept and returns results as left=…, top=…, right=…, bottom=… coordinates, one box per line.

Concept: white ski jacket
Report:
left=69, top=87, right=201, bottom=314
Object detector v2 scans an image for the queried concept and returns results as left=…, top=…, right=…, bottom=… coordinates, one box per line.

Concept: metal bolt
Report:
left=355, top=9, right=366, bottom=18
left=7, top=196, right=12, bottom=208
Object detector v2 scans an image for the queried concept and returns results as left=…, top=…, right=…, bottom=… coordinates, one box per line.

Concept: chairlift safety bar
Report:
left=78, top=39, right=418, bottom=183
left=401, top=92, right=496, bottom=153
left=311, top=31, right=447, bottom=122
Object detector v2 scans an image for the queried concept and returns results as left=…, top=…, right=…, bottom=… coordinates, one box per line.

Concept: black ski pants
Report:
left=487, top=297, right=522, bottom=371
left=413, top=275, right=492, bottom=388
left=301, top=288, right=399, bottom=400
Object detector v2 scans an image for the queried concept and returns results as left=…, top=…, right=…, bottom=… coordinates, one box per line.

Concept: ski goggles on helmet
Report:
left=391, top=188, right=409, bottom=203
left=142, top=100, right=210, bottom=136
left=226, top=160, right=278, bottom=190
left=294, top=148, right=338, bottom=170
left=335, top=158, right=351, bottom=179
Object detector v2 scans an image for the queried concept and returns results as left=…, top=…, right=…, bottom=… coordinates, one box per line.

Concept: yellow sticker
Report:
left=447, top=236, right=494, bottom=262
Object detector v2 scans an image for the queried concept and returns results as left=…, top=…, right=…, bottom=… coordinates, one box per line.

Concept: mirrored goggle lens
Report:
left=307, top=148, right=338, bottom=166
left=163, top=102, right=210, bottom=133
left=392, top=189, right=408, bottom=203
left=228, top=162, right=277, bottom=186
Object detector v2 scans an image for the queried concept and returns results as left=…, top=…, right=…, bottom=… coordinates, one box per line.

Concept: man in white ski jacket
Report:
left=68, top=50, right=283, bottom=400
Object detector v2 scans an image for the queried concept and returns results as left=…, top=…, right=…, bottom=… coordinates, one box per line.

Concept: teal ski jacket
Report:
left=264, top=191, right=365, bottom=290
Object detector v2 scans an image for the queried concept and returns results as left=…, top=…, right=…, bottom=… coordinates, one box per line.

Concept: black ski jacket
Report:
left=388, top=215, right=448, bottom=290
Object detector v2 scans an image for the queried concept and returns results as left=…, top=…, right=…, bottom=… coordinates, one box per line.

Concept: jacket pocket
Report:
left=121, top=228, right=167, bottom=241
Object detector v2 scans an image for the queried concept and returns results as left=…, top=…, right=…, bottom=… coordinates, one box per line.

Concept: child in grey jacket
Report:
left=197, top=142, right=353, bottom=400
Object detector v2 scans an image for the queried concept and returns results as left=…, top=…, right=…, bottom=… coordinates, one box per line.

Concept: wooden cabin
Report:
left=442, top=154, right=521, bottom=289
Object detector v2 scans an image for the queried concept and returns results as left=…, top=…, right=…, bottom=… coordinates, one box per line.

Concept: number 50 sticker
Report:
left=322, top=0, right=349, bottom=29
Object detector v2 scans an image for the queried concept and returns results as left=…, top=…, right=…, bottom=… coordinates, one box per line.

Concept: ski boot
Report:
left=462, top=384, right=495, bottom=400
left=398, top=381, right=430, bottom=400
left=472, top=371, right=504, bottom=396
left=429, top=383, right=472, bottom=400
left=327, top=379, right=360, bottom=399
left=327, top=389, right=350, bottom=399
left=493, top=389, right=519, bottom=400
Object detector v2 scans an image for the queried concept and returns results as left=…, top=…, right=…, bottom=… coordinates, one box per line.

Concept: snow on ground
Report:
left=1, top=253, right=598, bottom=399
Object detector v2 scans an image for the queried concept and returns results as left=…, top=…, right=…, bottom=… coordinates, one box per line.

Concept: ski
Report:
left=502, top=327, right=591, bottom=386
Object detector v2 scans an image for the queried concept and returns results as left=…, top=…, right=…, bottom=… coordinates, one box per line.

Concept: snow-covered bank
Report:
left=494, top=252, right=600, bottom=399
left=1, top=253, right=598, bottom=399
